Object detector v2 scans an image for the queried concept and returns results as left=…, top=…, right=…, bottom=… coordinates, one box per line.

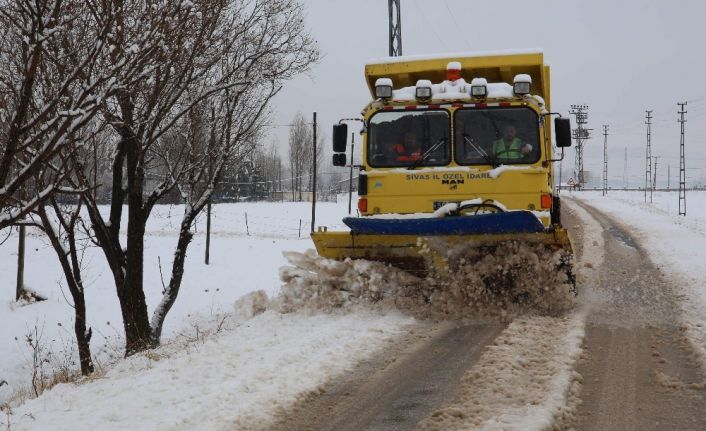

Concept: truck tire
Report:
left=551, top=195, right=561, bottom=225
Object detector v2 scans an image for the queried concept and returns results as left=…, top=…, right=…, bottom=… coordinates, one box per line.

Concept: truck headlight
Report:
left=513, top=74, right=532, bottom=95
left=470, top=77, right=488, bottom=98
left=375, top=78, right=393, bottom=99
left=415, top=79, right=432, bottom=100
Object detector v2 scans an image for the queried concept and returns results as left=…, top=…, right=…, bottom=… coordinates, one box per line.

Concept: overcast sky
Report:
left=268, top=0, right=706, bottom=188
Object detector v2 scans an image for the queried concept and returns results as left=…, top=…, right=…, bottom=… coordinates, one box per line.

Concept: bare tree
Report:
left=62, top=0, right=319, bottom=354
left=310, top=129, right=326, bottom=195
left=35, top=194, right=95, bottom=375
left=1, top=0, right=317, bottom=359
left=0, top=0, right=162, bottom=374
left=288, top=112, right=311, bottom=201
left=287, top=112, right=328, bottom=201
left=249, top=140, right=283, bottom=197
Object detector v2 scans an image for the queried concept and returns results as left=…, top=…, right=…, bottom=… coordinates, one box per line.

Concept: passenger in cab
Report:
left=392, top=131, right=422, bottom=162
left=493, top=124, right=533, bottom=160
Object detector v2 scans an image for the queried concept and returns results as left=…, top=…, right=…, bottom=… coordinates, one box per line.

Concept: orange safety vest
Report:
left=394, top=143, right=422, bottom=162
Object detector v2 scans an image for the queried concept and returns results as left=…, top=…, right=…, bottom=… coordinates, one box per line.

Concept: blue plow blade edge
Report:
left=342, top=211, right=546, bottom=235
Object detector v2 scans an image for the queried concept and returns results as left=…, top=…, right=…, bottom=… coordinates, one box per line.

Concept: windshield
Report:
left=368, top=110, right=450, bottom=168
left=454, top=107, right=540, bottom=165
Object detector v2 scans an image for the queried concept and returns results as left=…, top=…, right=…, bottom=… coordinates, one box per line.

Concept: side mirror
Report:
left=333, top=124, right=348, bottom=153
left=555, top=117, right=572, bottom=148
left=333, top=153, right=347, bottom=167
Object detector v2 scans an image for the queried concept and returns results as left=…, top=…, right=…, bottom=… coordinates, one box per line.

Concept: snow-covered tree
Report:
left=0, top=0, right=132, bottom=229
left=0, top=0, right=159, bottom=372
left=65, top=0, right=319, bottom=354
left=1, top=0, right=317, bottom=358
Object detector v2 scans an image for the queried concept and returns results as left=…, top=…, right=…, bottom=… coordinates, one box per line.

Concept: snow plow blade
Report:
left=312, top=220, right=573, bottom=280
left=297, top=214, right=576, bottom=315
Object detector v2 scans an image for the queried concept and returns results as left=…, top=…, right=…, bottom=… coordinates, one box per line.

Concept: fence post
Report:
left=298, top=219, right=302, bottom=238
left=245, top=212, right=250, bottom=236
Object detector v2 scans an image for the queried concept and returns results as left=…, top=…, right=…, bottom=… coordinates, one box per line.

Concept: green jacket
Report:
left=492, top=137, right=523, bottom=159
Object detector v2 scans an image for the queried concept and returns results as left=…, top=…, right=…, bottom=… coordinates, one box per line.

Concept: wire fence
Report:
left=145, top=200, right=350, bottom=240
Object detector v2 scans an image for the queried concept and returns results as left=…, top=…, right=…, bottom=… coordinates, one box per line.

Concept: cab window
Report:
left=454, top=107, right=539, bottom=165
left=368, top=110, right=450, bottom=168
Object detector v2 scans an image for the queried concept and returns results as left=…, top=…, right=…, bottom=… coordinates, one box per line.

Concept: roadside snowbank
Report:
left=564, top=198, right=607, bottom=303
left=2, top=309, right=413, bottom=431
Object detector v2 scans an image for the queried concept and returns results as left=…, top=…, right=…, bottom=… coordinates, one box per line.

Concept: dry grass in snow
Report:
left=2, top=310, right=413, bottom=431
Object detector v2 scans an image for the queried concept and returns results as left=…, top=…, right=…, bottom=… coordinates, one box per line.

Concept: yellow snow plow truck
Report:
left=315, top=50, right=574, bottom=291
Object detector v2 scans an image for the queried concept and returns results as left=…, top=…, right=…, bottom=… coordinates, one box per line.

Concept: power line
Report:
left=686, top=94, right=706, bottom=104
left=411, top=0, right=448, bottom=50
left=443, top=0, right=472, bottom=50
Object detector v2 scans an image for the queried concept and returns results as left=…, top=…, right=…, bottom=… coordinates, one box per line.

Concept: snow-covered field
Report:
left=0, top=198, right=354, bottom=403
left=2, top=190, right=706, bottom=430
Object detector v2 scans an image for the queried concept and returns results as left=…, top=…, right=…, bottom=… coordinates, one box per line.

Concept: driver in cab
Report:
left=392, top=131, right=422, bottom=162
left=493, top=124, right=533, bottom=160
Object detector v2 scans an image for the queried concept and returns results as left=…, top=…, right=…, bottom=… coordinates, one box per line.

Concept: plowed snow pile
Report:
left=279, top=240, right=574, bottom=320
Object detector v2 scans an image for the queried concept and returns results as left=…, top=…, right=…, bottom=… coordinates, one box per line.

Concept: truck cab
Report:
left=335, top=50, right=571, bottom=228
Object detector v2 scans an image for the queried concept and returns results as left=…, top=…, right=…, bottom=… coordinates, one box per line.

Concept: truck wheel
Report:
left=551, top=195, right=561, bottom=225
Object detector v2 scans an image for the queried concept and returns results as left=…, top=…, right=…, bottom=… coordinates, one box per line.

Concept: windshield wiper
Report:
left=408, top=137, right=446, bottom=170
left=463, top=134, right=498, bottom=168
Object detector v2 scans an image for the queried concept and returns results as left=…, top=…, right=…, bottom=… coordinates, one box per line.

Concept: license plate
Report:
left=433, top=201, right=460, bottom=210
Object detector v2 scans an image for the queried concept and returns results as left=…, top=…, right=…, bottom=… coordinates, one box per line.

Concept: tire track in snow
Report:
left=567, top=198, right=706, bottom=430
left=271, top=321, right=505, bottom=431
left=415, top=314, right=585, bottom=431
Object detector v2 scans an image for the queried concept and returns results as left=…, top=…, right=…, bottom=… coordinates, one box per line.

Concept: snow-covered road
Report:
left=566, top=198, right=706, bottom=430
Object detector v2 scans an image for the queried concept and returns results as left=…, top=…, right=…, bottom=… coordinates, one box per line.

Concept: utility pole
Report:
left=602, top=125, right=609, bottom=196
left=644, top=110, right=653, bottom=203
left=678, top=102, right=687, bottom=216
left=570, top=105, right=591, bottom=189
left=388, top=0, right=402, bottom=56
left=653, top=156, right=659, bottom=191
left=623, top=147, right=628, bottom=189
left=348, top=132, right=355, bottom=214
left=667, top=165, right=671, bottom=190
left=311, top=112, right=317, bottom=233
